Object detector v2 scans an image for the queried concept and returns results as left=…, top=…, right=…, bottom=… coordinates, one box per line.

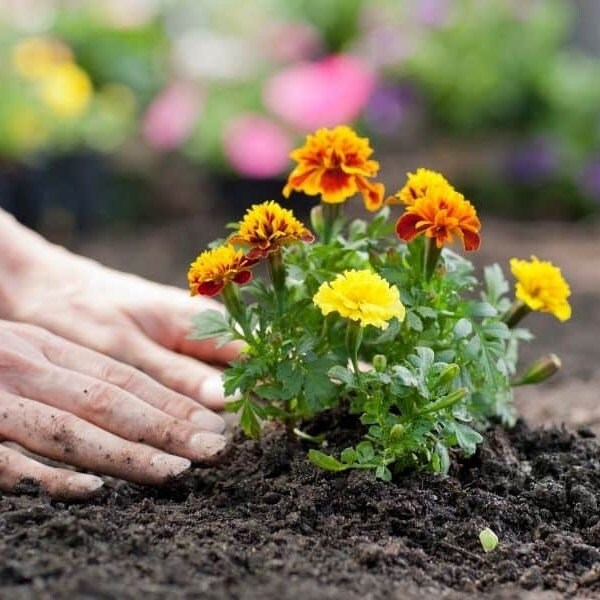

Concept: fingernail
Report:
left=189, top=432, right=227, bottom=460
left=67, top=474, right=104, bottom=496
left=199, top=375, right=225, bottom=408
left=150, top=454, right=191, bottom=478
left=189, top=410, right=226, bottom=433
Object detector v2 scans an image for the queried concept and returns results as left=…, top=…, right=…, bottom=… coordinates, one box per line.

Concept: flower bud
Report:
left=310, top=204, right=324, bottom=233
left=373, top=354, right=387, bottom=372
left=390, top=424, right=405, bottom=441
left=513, top=353, right=562, bottom=386
left=438, top=363, right=460, bottom=387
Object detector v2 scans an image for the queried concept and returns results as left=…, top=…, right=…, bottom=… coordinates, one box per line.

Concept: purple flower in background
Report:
left=364, top=83, right=417, bottom=135
left=580, top=158, right=600, bottom=204
left=506, top=139, right=558, bottom=185
left=415, top=0, right=453, bottom=28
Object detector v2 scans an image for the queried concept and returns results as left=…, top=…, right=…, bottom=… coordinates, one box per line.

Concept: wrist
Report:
left=0, top=210, right=54, bottom=318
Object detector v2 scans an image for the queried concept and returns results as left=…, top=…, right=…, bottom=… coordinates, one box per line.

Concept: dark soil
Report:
left=2, top=416, right=600, bottom=599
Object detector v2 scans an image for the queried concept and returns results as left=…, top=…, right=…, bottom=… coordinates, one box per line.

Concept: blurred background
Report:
left=2, top=0, right=600, bottom=239
left=1, top=0, right=600, bottom=431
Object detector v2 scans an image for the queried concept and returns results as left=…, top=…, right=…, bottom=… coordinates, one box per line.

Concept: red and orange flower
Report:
left=229, top=200, right=314, bottom=259
left=388, top=168, right=453, bottom=206
left=283, top=125, right=385, bottom=211
left=395, top=184, right=481, bottom=251
left=188, top=244, right=256, bottom=297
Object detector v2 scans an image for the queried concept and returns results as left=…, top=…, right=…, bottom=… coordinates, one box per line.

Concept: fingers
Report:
left=40, top=332, right=225, bottom=432
left=0, top=444, right=104, bottom=501
left=9, top=364, right=226, bottom=462
left=0, top=391, right=192, bottom=485
left=123, top=335, right=231, bottom=411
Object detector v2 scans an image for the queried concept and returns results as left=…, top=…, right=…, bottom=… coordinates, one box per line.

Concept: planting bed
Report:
left=2, top=417, right=600, bottom=599
left=1, top=215, right=599, bottom=599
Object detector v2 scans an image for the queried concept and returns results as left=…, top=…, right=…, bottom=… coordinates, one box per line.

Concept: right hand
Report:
left=0, top=320, right=227, bottom=501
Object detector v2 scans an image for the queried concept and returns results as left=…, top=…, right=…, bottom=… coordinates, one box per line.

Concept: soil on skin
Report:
left=2, top=416, right=600, bottom=599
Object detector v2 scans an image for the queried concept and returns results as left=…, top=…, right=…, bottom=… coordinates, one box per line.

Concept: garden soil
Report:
left=1, top=215, right=599, bottom=599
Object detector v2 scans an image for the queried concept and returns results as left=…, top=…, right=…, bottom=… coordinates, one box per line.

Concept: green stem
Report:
left=345, top=320, right=364, bottom=386
left=221, top=283, right=253, bottom=341
left=424, top=237, right=442, bottom=281
left=268, top=250, right=287, bottom=315
left=321, top=202, right=341, bottom=245
left=502, top=300, right=531, bottom=328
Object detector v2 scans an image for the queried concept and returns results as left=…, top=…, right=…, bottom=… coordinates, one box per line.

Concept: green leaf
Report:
left=454, top=318, right=473, bottom=339
left=484, top=264, right=509, bottom=305
left=468, top=302, right=498, bottom=318
left=239, top=400, right=262, bottom=439
left=356, top=441, right=375, bottom=462
left=452, top=422, right=483, bottom=454
left=405, top=311, right=423, bottom=332
left=276, top=361, right=304, bottom=399
left=308, top=450, right=350, bottom=472
left=340, top=447, right=358, bottom=464
left=328, top=365, right=355, bottom=386
left=375, top=465, right=392, bottom=481
left=415, top=306, right=437, bottom=319
left=189, top=310, right=233, bottom=343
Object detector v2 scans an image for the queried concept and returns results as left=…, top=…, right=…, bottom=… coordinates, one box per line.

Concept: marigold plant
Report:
left=189, top=127, right=570, bottom=480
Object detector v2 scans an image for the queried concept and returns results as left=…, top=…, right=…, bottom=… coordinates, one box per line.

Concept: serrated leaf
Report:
left=328, top=365, right=355, bottom=386
left=454, top=318, right=473, bottom=339
left=375, top=465, right=392, bottom=481
left=468, top=302, right=498, bottom=318
left=189, top=310, right=232, bottom=342
left=356, top=441, right=375, bottom=462
left=308, top=450, right=349, bottom=472
left=340, top=447, right=358, bottom=464
left=415, top=306, right=437, bottom=319
left=239, top=400, right=262, bottom=439
left=482, top=322, right=511, bottom=340
left=406, top=311, right=423, bottom=332
left=451, top=422, right=483, bottom=454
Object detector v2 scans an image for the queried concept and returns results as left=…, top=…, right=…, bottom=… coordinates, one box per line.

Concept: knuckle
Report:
left=154, top=418, right=188, bottom=448
left=45, top=411, right=81, bottom=445
left=80, top=382, right=118, bottom=421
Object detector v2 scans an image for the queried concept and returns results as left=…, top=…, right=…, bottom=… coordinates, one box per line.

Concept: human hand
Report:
left=0, top=320, right=227, bottom=501
left=2, top=232, right=239, bottom=411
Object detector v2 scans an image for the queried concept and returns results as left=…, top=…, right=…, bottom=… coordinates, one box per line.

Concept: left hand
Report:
left=5, top=243, right=239, bottom=411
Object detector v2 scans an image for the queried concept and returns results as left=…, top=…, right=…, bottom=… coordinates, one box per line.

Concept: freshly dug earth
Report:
left=2, top=416, right=600, bottom=599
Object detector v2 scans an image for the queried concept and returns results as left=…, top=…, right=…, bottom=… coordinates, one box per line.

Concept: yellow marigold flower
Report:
left=313, top=269, right=405, bottom=330
left=510, top=256, right=571, bottom=321
left=38, top=63, right=92, bottom=118
left=388, top=168, right=453, bottom=206
left=229, top=200, right=314, bottom=259
left=395, top=184, right=481, bottom=251
left=188, top=245, right=257, bottom=297
left=11, top=37, right=72, bottom=80
left=283, top=126, right=385, bottom=212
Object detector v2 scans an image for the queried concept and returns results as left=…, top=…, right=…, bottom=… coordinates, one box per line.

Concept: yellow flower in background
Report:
left=510, top=256, right=571, bottom=321
left=11, top=37, right=72, bottom=79
left=313, top=269, right=405, bottom=330
left=7, top=107, right=49, bottom=153
left=38, top=63, right=92, bottom=118
left=283, top=126, right=385, bottom=212
left=388, top=168, right=453, bottom=206
left=229, top=200, right=314, bottom=259
left=188, top=245, right=257, bottom=297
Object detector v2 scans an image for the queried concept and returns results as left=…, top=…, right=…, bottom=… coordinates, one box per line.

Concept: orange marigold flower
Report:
left=229, top=200, right=314, bottom=259
left=282, top=125, right=385, bottom=212
left=388, top=168, right=453, bottom=206
left=395, top=185, right=481, bottom=251
left=188, top=245, right=256, bottom=297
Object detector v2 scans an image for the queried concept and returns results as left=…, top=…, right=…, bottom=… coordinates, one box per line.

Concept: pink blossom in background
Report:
left=415, top=0, right=453, bottom=28
left=263, top=54, right=375, bottom=132
left=262, top=20, right=322, bottom=63
left=142, top=82, right=201, bottom=151
left=223, top=115, right=292, bottom=178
